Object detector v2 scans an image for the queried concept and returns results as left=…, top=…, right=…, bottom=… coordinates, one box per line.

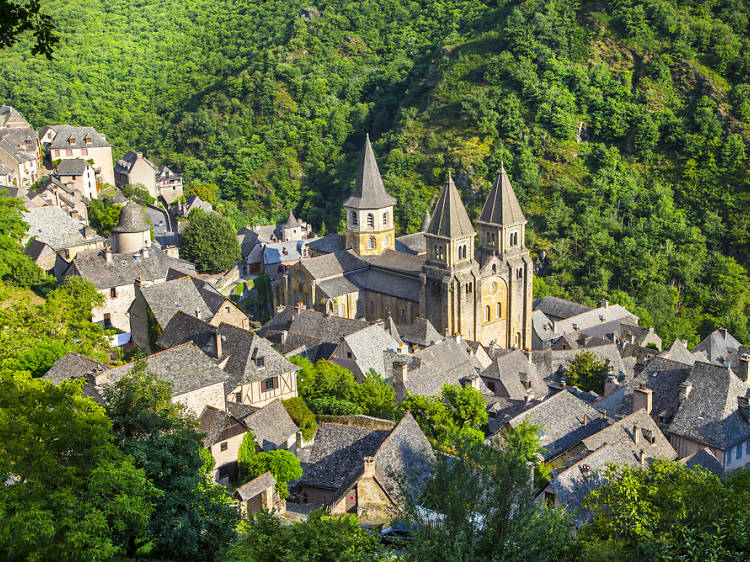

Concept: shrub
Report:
left=244, top=450, right=302, bottom=497
left=282, top=397, right=317, bottom=441
left=308, top=396, right=364, bottom=416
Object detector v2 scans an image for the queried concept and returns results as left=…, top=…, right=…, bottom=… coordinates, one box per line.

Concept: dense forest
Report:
left=1, top=0, right=749, bottom=346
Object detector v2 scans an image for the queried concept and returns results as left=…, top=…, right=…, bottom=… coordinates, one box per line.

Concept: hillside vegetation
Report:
left=2, top=0, right=749, bottom=346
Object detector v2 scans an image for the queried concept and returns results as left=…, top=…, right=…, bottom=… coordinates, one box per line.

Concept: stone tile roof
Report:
left=236, top=227, right=259, bottom=258
left=300, top=250, right=366, bottom=279
left=342, top=134, right=396, bottom=209
left=693, top=328, right=741, bottom=365
left=280, top=211, right=299, bottom=228
left=98, top=342, right=228, bottom=398
left=581, top=409, right=677, bottom=461
left=425, top=172, right=475, bottom=239
left=532, top=309, right=555, bottom=345
left=682, top=448, right=725, bottom=477
left=226, top=400, right=258, bottom=422
left=307, top=233, right=346, bottom=255
left=481, top=349, right=549, bottom=401
left=316, top=275, right=359, bottom=299
left=301, top=423, right=390, bottom=490
left=507, top=390, right=604, bottom=460
left=533, top=296, right=593, bottom=322
left=386, top=317, right=402, bottom=344
left=49, top=125, right=110, bottom=149
left=67, top=248, right=175, bottom=289
left=0, top=105, right=30, bottom=128
left=580, top=320, right=657, bottom=347
left=55, top=158, right=88, bottom=176
left=156, top=311, right=217, bottom=354
left=185, top=195, right=212, bottom=214
left=549, top=437, right=642, bottom=528
left=114, top=150, right=155, bottom=173
left=395, top=232, right=427, bottom=255
left=263, top=240, right=306, bottom=265
left=403, top=338, right=485, bottom=397
left=341, top=324, right=402, bottom=377
left=347, top=268, right=421, bottom=302
left=668, top=361, right=750, bottom=450
left=112, top=201, right=150, bottom=233
left=234, top=471, right=276, bottom=501
left=550, top=304, right=639, bottom=338
left=532, top=344, right=627, bottom=386
left=364, top=249, right=426, bottom=276
left=242, top=399, right=298, bottom=450
left=139, top=276, right=215, bottom=328
left=22, top=206, right=105, bottom=250
left=198, top=405, right=246, bottom=447
left=657, top=339, right=703, bottom=365
left=478, top=164, right=526, bottom=226
left=0, top=136, right=35, bottom=163
left=399, top=317, right=443, bottom=347
left=42, top=352, right=106, bottom=405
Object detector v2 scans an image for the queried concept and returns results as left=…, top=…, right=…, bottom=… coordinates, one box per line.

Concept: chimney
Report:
left=526, top=350, right=532, bottom=363
left=136, top=152, right=143, bottom=158
left=679, top=381, right=692, bottom=403
left=84, top=225, right=96, bottom=239
left=719, top=327, right=728, bottom=339
left=639, top=449, right=646, bottom=467
left=633, top=425, right=641, bottom=445
left=296, top=430, right=303, bottom=449
left=104, top=246, right=113, bottom=264
left=633, top=386, right=653, bottom=414
left=363, top=456, right=376, bottom=478
left=141, top=247, right=149, bottom=259
left=215, top=331, right=223, bottom=358
left=454, top=331, right=461, bottom=344
left=552, top=321, right=558, bottom=334
left=738, top=396, right=749, bottom=422
left=281, top=330, right=288, bottom=345
left=738, top=354, right=749, bottom=383
left=601, top=299, right=609, bottom=309
left=393, top=359, right=408, bottom=402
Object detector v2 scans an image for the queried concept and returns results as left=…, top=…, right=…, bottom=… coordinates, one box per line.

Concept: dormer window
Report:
left=68, top=138, right=75, bottom=144
left=85, top=137, right=92, bottom=144
left=256, top=356, right=265, bottom=369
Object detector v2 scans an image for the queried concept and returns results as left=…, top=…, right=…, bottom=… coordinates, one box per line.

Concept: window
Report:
left=737, top=444, right=744, bottom=460
left=103, top=313, right=112, bottom=328
left=728, top=448, right=733, bottom=463
left=510, top=232, right=518, bottom=246
left=81, top=148, right=88, bottom=156
left=466, top=282, right=472, bottom=293
left=517, top=268, right=523, bottom=279
left=747, top=440, right=750, bottom=455
left=484, top=306, right=490, bottom=322
left=220, top=442, right=228, bottom=452
left=65, top=149, right=72, bottom=157
left=367, top=213, right=374, bottom=228
left=225, top=305, right=230, bottom=313
left=110, top=287, right=118, bottom=298
left=401, top=308, right=407, bottom=323
left=351, top=211, right=358, bottom=226
left=383, top=211, right=388, bottom=225
left=264, top=377, right=276, bottom=391
left=256, top=356, right=265, bottom=369
left=492, top=264, right=497, bottom=274
left=347, top=351, right=352, bottom=359
left=235, top=392, right=242, bottom=402
left=368, top=236, right=376, bottom=249
left=53, top=149, right=60, bottom=158
left=496, top=303, right=502, bottom=318
left=458, top=245, right=466, bottom=260
left=69, top=138, right=75, bottom=144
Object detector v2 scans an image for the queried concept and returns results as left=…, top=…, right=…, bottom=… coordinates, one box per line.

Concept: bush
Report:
left=282, top=397, right=317, bottom=441
left=244, top=450, right=302, bottom=498
left=308, top=396, right=364, bottom=416
left=237, top=430, right=256, bottom=481
left=178, top=209, right=240, bottom=272
left=120, top=184, right=155, bottom=206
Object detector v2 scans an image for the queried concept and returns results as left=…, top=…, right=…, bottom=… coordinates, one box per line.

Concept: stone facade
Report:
left=207, top=429, right=246, bottom=484
left=228, top=371, right=297, bottom=408
left=175, top=381, right=226, bottom=418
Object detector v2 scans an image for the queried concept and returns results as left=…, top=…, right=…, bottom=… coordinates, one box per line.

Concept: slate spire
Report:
left=420, top=208, right=432, bottom=232
left=425, top=171, right=476, bottom=239
left=343, top=133, right=396, bottom=209
left=479, top=162, right=526, bottom=226
left=281, top=210, right=299, bottom=228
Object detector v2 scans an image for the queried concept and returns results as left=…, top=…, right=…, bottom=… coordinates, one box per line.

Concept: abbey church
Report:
left=274, top=136, right=533, bottom=350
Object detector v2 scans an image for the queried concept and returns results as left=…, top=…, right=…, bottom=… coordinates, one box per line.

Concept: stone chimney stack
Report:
left=393, top=359, right=408, bottom=402
left=633, top=425, right=641, bottom=445
left=738, top=396, right=749, bottom=422
left=633, top=386, right=653, bottom=414
left=601, top=299, right=609, bottom=309
left=363, top=456, right=376, bottom=478
left=215, top=331, right=223, bottom=359
left=104, top=246, right=113, bottom=264
left=195, top=309, right=201, bottom=320
left=679, top=381, right=693, bottom=403
left=280, top=330, right=288, bottom=346
left=738, top=354, right=749, bottom=383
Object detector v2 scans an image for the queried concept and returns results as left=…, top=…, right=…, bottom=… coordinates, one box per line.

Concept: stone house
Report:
left=692, top=327, right=741, bottom=365
left=33, top=176, right=90, bottom=222
left=114, top=151, right=183, bottom=203
left=199, top=405, right=248, bottom=483
left=0, top=163, right=12, bottom=187
left=299, top=413, right=434, bottom=518
left=41, top=352, right=106, bottom=405
left=43, top=125, right=115, bottom=186
left=329, top=323, right=403, bottom=381
left=233, top=472, right=282, bottom=516
left=397, top=317, right=444, bottom=350
left=235, top=398, right=299, bottom=453
left=480, top=348, right=549, bottom=403
left=53, top=158, right=98, bottom=200
left=0, top=132, right=38, bottom=188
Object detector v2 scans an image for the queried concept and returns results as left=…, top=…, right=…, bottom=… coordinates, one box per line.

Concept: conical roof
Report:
left=420, top=209, right=431, bottom=232
left=425, top=172, right=475, bottom=239
left=479, top=163, right=526, bottom=226
left=281, top=210, right=300, bottom=229
left=112, top=201, right=150, bottom=233
left=342, top=134, right=396, bottom=209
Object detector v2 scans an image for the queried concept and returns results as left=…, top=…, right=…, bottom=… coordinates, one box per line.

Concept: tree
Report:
left=565, top=351, right=609, bottom=394
left=120, top=184, right=156, bottom=206
left=0, top=0, right=58, bottom=58
left=0, top=370, right=155, bottom=560
left=581, top=459, right=750, bottom=560
left=237, top=429, right=256, bottom=480
left=103, top=362, right=239, bottom=560
left=502, top=419, right=552, bottom=488
left=355, top=371, right=397, bottom=420
left=88, top=199, right=122, bottom=235
left=178, top=209, right=241, bottom=272
left=0, top=191, right=47, bottom=287
left=224, top=510, right=384, bottom=561
left=243, top=449, right=302, bottom=498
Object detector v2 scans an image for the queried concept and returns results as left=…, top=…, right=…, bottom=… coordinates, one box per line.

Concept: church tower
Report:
left=475, top=164, right=533, bottom=350
left=343, top=134, right=396, bottom=256
left=420, top=173, right=481, bottom=340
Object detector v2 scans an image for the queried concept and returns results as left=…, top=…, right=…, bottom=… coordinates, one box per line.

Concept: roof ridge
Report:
left=372, top=411, right=414, bottom=458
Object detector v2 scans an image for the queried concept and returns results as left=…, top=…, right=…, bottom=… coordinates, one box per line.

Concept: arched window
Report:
left=466, top=282, right=472, bottom=293
left=492, top=264, right=497, bottom=274
left=369, top=300, right=375, bottom=314
left=367, top=213, right=374, bottom=228
left=517, top=267, right=523, bottom=279
left=368, top=236, right=376, bottom=249
left=401, top=308, right=407, bottom=323
left=496, top=302, right=502, bottom=318
left=383, top=212, right=389, bottom=225
left=484, top=306, right=490, bottom=322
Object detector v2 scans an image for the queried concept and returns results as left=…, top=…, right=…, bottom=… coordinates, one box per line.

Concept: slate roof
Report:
left=300, top=250, right=367, bottom=280
left=67, top=248, right=184, bottom=289
left=549, top=437, right=642, bottom=528
left=281, top=211, right=300, bottom=228
left=112, top=201, right=150, bottom=233
left=386, top=316, right=402, bottom=344
left=22, top=206, right=105, bottom=250
left=98, top=343, right=228, bottom=398
left=347, top=268, right=421, bottom=302
left=550, top=304, right=639, bottom=338
left=667, top=361, right=750, bottom=450
left=226, top=400, right=259, bottom=422
left=198, top=405, right=246, bottom=447
left=401, top=338, right=485, bottom=397
left=581, top=409, right=677, bottom=460
left=532, top=309, right=555, bottom=346
left=425, top=172, right=475, bottom=239
left=49, top=125, right=110, bottom=149
left=399, top=317, right=443, bottom=347
left=114, top=150, right=154, bottom=173
left=55, top=158, right=88, bottom=177
left=42, top=352, right=106, bottom=405
left=532, top=344, right=627, bottom=387
left=234, top=471, right=276, bottom=501
left=263, top=240, right=306, bottom=265
left=342, top=134, right=396, bottom=209
left=657, top=339, right=703, bottom=365
left=481, top=349, right=549, bottom=401
left=236, top=227, right=260, bottom=259
left=155, top=311, right=216, bottom=353
left=0, top=105, right=30, bottom=128
left=506, top=390, right=604, bottom=460
left=693, top=328, right=741, bottom=365
left=478, top=164, right=526, bottom=226
left=301, top=423, right=390, bottom=490
left=139, top=276, right=217, bottom=329
left=242, top=399, right=298, bottom=450
left=365, top=249, right=426, bottom=276
left=340, top=324, right=402, bottom=376
left=395, top=232, right=427, bottom=255
left=682, top=448, right=725, bottom=477
left=533, top=296, right=593, bottom=322
left=307, top=233, right=346, bottom=255
left=185, top=195, right=212, bottom=214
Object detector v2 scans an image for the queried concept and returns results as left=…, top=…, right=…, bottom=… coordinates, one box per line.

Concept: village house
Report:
left=480, top=348, right=549, bottom=403
left=0, top=130, right=38, bottom=188
left=233, top=472, right=283, bottom=516
left=32, top=175, right=91, bottom=222
left=233, top=398, right=299, bottom=453
left=199, top=405, right=248, bottom=483
left=0, top=163, right=12, bottom=187
left=52, top=158, right=98, bottom=200
left=41, top=352, right=107, bottom=405
left=41, top=124, right=115, bottom=186
left=693, top=327, right=742, bottom=365
left=329, top=323, right=403, bottom=381
left=114, top=151, right=184, bottom=203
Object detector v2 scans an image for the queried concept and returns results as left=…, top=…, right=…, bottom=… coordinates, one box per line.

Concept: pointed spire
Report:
left=425, top=172, right=476, bottom=239
left=342, top=134, right=396, bottom=209
left=281, top=210, right=300, bottom=228
left=479, top=163, right=526, bottom=226
left=420, top=208, right=431, bottom=232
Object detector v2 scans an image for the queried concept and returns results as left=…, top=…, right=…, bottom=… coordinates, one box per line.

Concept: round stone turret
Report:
left=112, top=201, right=151, bottom=253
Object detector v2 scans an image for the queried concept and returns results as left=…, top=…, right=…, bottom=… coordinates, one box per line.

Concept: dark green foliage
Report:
left=243, top=449, right=302, bottom=498
left=87, top=199, right=122, bottom=236
left=179, top=209, right=240, bottom=273
left=502, top=419, right=552, bottom=489
left=282, top=396, right=317, bottom=441
left=0, top=370, right=155, bottom=560
left=236, top=429, right=256, bottom=480
left=581, top=459, right=750, bottom=560
left=120, top=184, right=156, bottom=206
left=13, top=339, right=69, bottom=377
left=308, top=396, right=364, bottom=416
left=223, top=510, right=384, bottom=561
left=0, top=191, right=48, bottom=287
left=103, top=362, right=239, bottom=560
left=0, top=0, right=59, bottom=58
left=565, top=350, right=609, bottom=395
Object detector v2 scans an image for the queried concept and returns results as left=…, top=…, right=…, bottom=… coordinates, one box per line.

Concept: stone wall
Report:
left=176, top=381, right=226, bottom=417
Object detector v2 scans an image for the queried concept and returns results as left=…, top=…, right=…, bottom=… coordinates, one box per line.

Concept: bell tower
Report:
left=343, top=134, right=396, bottom=256
left=476, top=164, right=533, bottom=350
left=420, top=173, right=480, bottom=340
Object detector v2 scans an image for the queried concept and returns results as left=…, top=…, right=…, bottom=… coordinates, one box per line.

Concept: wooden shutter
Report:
left=273, top=376, right=279, bottom=390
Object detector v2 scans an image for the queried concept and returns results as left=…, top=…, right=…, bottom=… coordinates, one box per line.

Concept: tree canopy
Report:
left=178, top=209, right=240, bottom=273
left=565, top=350, right=609, bottom=395
left=0, top=0, right=58, bottom=57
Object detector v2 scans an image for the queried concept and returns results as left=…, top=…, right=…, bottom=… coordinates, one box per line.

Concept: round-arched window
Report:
left=351, top=211, right=358, bottom=226
left=368, top=236, right=376, bottom=249
left=367, top=213, right=374, bottom=229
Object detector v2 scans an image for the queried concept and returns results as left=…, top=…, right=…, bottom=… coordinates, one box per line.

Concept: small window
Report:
left=484, top=306, right=490, bottom=322
left=81, top=148, right=88, bottom=156
left=517, top=268, right=523, bottom=279
left=368, top=236, right=376, bottom=249
left=225, top=305, right=230, bottom=313
left=235, top=392, right=242, bottom=402
left=369, top=301, right=374, bottom=314
left=103, top=313, right=112, bottom=328
left=496, top=303, right=502, bottom=318
left=367, top=213, right=374, bottom=228
left=256, top=356, right=265, bottom=369
left=110, top=287, right=117, bottom=298
left=264, top=377, right=276, bottom=391
left=401, top=308, right=407, bottom=323
left=737, top=444, right=744, bottom=460
left=65, top=149, right=72, bottom=157
left=351, top=211, right=358, bottom=226
left=220, top=442, right=228, bottom=452
left=347, top=351, right=352, bottom=359
left=69, top=138, right=75, bottom=145
left=728, top=448, right=733, bottom=463
left=382, top=212, right=388, bottom=225
left=467, top=282, right=472, bottom=293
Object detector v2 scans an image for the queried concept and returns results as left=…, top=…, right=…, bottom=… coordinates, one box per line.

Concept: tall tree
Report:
left=178, top=209, right=240, bottom=273
left=0, top=0, right=58, bottom=57
left=103, top=362, right=239, bottom=560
